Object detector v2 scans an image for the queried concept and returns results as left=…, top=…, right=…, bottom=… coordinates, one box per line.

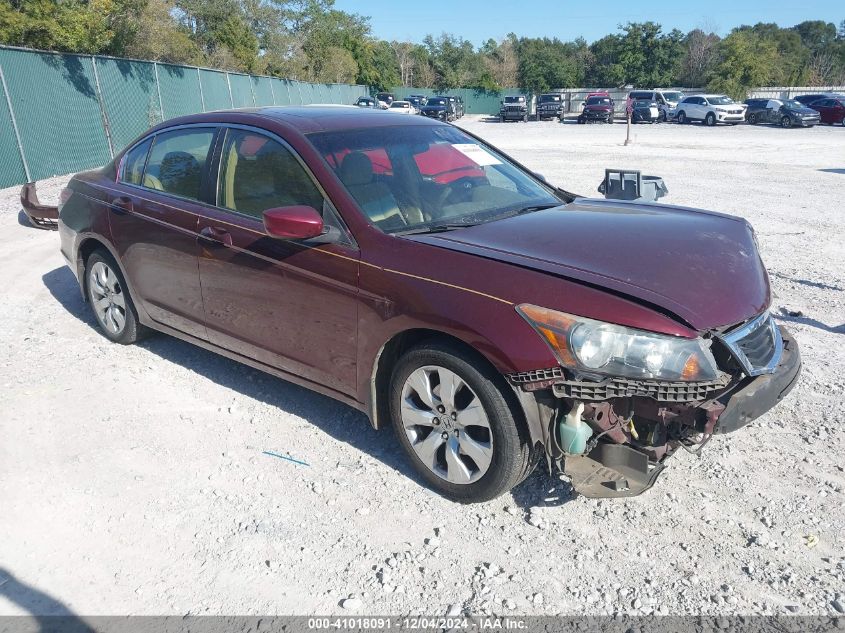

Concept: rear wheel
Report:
left=389, top=342, right=533, bottom=502
left=705, top=112, right=716, bottom=126
left=85, top=250, right=147, bottom=344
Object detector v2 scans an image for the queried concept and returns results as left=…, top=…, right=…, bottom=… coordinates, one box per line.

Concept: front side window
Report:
left=309, top=125, right=562, bottom=234
left=217, top=128, right=324, bottom=219
left=121, top=138, right=152, bottom=186
left=144, top=128, right=215, bottom=200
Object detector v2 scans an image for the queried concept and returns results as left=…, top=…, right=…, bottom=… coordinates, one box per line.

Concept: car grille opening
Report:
left=720, top=312, right=783, bottom=376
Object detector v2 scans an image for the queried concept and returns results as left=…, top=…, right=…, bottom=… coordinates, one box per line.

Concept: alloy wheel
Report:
left=88, top=261, right=127, bottom=335
left=781, top=116, right=792, bottom=128
left=400, top=365, right=493, bottom=485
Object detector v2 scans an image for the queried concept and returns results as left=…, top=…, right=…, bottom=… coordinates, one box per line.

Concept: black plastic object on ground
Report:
left=598, top=169, right=668, bottom=202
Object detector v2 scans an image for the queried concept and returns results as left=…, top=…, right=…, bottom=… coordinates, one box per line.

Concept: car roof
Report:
left=156, top=106, right=444, bottom=134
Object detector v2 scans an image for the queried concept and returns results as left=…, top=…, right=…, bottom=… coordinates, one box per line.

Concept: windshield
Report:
left=783, top=100, right=803, bottom=110
left=504, top=96, right=525, bottom=103
left=586, top=97, right=611, bottom=106
left=709, top=96, right=734, bottom=105
left=539, top=95, right=560, bottom=103
left=635, top=99, right=655, bottom=106
left=427, top=98, right=446, bottom=106
left=309, top=125, right=562, bottom=234
left=390, top=102, right=408, bottom=108
left=662, top=92, right=683, bottom=102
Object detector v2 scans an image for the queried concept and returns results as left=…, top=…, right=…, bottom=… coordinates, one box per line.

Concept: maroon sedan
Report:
left=808, top=96, right=845, bottom=126
left=58, top=107, right=800, bottom=502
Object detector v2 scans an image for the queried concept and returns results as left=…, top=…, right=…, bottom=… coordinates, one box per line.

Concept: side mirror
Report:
left=263, top=206, right=324, bottom=240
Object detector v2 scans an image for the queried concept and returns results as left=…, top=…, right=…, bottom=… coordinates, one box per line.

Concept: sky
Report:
left=332, top=0, right=843, bottom=45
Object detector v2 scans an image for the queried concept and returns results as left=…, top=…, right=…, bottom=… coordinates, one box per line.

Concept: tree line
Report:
left=1, top=0, right=844, bottom=98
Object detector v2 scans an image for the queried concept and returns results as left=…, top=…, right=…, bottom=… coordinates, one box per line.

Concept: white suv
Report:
left=675, top=94, right=746, bottom=126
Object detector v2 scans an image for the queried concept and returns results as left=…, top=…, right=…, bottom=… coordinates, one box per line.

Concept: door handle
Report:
left=111, top=196, right=133, bottom=215
left=198, top=225, right=233, bottom=247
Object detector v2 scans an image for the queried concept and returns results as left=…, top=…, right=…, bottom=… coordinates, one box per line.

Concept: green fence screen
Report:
left=0, top=45, right=368, bottom=189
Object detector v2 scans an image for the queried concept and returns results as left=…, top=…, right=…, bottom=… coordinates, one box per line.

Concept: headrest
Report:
left=339, top=152, right=374, bottom=187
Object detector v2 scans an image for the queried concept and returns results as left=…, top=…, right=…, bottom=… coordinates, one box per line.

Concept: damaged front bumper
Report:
left=20, top=181, right=59, bottom=230
left=510, top=325, right=801, bottom=498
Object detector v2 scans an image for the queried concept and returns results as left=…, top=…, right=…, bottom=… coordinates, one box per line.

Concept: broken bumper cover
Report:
left=714, top=325, right=801, bottom=434
left=20, top=182, right=59, bottom=230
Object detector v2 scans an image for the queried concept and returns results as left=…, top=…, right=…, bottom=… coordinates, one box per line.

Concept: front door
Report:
left=108, top=126, right=217, bottom=340
left=196, top=126, right=360, bottom=396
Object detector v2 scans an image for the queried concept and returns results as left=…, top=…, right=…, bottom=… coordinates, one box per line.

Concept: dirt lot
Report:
left=1, top=117, right=844, bottom=618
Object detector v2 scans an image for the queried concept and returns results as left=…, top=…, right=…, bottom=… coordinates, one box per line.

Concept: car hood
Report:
left=407, top=199, right=770, bottom=331
left=790, top=106, right=820, bottom=115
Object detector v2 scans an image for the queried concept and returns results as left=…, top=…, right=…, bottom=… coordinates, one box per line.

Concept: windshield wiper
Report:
left=514, top=203, right=561, bottom=215
left=393, top=222, right=479, bottom=236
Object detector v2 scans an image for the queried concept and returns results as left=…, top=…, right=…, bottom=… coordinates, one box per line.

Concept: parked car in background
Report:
left=420, top=96, right=454, bottom=121
left=808, top=96, right=845, bottom=125
left=794, top=93, right=837, bottom=106
left=354, top=97, right=379, bottom=109
left=500, top=94, right=533, bottom=122
left=57, top=105, right=801, bottom=502
left=629, top=90, right=684, bottom=122
left=535, top=93, right=564, bottom=121
left=744, top=98, right=820, bottom=128
left=389, top=100, right=416, bottom=115
left=444, top=96, right=463, bottom=119
left=676, top=94, right=745, bottom=126
left=375, top=92, right=394, bottom=108
left=577, top=94, right=614, bottom=124
left=631, top=98, right=660, bottom=123
left=407, top=95, right=426, bottom=111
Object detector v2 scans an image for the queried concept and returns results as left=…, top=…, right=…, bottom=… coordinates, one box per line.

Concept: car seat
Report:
left=339, top=152, right=423, bottom=227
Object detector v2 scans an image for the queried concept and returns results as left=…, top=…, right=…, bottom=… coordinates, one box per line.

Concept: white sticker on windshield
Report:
left=451, top=143, right=502, bottom=166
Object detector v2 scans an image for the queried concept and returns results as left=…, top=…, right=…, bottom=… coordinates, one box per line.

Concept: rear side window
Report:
left=121, top=138, right=152, bottom=186
left=144, top=128, right=215, bottom=200
left=217, top=128, right=324, bottom=219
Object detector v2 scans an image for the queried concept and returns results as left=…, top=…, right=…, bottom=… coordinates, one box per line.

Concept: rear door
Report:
left=196, top=126, right=360, bottom=396
left=109, top=126, right=217, bottom=339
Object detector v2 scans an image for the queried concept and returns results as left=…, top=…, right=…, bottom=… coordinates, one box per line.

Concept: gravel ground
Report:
left=1, top=117, right=844, bottom=618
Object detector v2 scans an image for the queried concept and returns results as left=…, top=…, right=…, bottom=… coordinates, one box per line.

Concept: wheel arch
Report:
left=367, top=328, right=549, bottom=451
left=74, top=236, right=148, bottom=324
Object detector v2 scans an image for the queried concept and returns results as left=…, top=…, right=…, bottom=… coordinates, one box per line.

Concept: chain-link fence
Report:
left=0, top=45, right=368, bottom=189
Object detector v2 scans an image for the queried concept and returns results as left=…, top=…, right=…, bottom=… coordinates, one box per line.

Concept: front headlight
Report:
left=517, top=304, right=719, bottom=382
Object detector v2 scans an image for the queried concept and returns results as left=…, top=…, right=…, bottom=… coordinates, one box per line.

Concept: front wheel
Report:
left=781, top=116, right=793, bottom=128
left=85, top=250, right=147, bottom=344
left=705, top=112, right=716, bottom=126
left=389, top=343, right=533, bottom=503
left=677, top=111, right=687, bottom=124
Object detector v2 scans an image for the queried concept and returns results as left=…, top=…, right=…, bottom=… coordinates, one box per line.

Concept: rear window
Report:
left=143, top=128, right=215, bottom=200
left=121, top=138, right=152, bottom=186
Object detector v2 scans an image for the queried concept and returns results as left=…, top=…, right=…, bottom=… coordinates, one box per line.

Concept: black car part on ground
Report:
left=20, top=181, right=59, bottom=229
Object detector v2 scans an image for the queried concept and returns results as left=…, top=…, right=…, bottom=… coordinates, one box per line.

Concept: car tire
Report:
left=607, top=116, right=613, bottom=124
left=781, top=116, right=793, bottom=128
left=85, top=249, right=148, bottom=345
left=389, top=342, right=533, bottom=503
left=577, top=118, right=585, bottom=124
left=659, top=110, right=667, bottom=123
left=748, top=113, right=758, bottom=125
left=677, top=111, right=686, bottom=124
left=841, top=116, right=845, bottom=126
left=705, top=112, right=716, bottom=127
